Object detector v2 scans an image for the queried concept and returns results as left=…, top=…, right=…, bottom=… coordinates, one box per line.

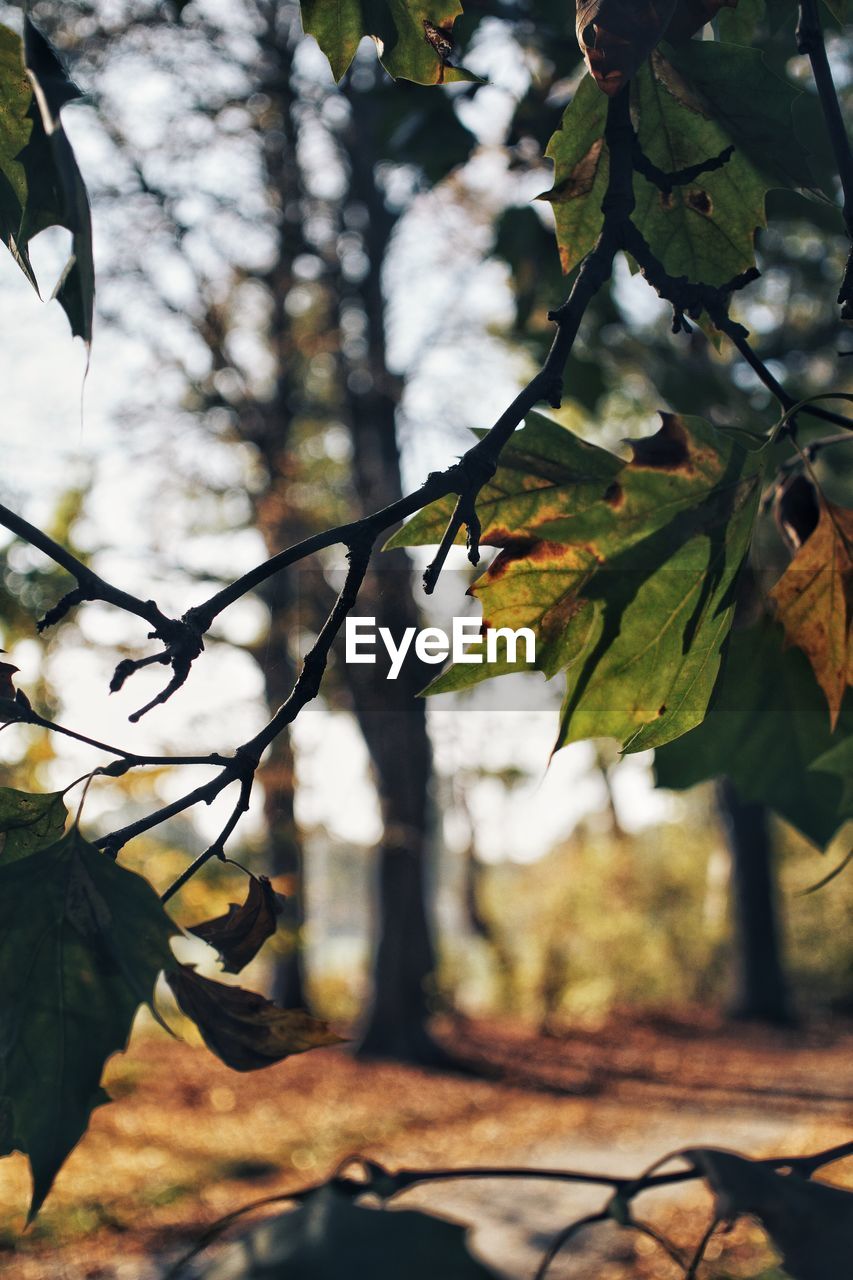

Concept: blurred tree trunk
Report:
left=337, top=81, right=443, bottom=1062
left=717, top=779, right=793, bottom=1025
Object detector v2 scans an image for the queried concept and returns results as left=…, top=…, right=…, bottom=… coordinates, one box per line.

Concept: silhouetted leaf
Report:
left=23, top=19, right=94, bottom=345
left=166, top=967, right=343, bottom=1072
left=205, top=1181, right=500, bottom=1279
left=300, top=0, right=477, bottom=85
left=0, top=829, right=175, bottom=1218
left=770, top=498, right=852, bottom=729
left=0, top=21, right=93, bottom=343
left=689, top=1147, right=853, bottom=1280
left=655, top=621, right=853, bottom=846
left=0, top=788, right=66, bottom=864
left=188, top=874, right=283, bottom=974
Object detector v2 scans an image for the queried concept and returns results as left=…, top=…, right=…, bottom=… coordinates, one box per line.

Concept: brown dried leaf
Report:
left=769, top=498, right=853, bottom=729
left=188, top=873, right=282, bottom=973
left=576, top=0, right=678, bottom=95
left=166, top=966, right=344, bottom=1072
left=689, top=1147, right=853, bottom=1280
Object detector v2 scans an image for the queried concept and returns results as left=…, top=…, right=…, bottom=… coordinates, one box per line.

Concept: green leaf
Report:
left=655, top=621, right=853, bottom=847
left=631, top=55, right=768, bottom=284
left=299, top=0, right=477, bottom=85
left=206, top=1181, right=501, bottom=1279
left=554, top=416, right=763, bottom=752
left=406, top=414, right=762, bottom=754
left=541, top=74, right=610, bottom=276
left=0, top=788, right=66, bottom=863
left=0, top=829, right=175, bottom=1218
left=663, top=39, right=813, bottom=191
left=385, top=410, right=621, bottom=550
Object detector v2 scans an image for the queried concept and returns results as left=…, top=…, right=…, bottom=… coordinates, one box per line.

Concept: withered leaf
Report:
left=576, top=0, right=678, bottom=95
left=769, top=497, right=853, bottom=729
left=166, top=966, right=344, bottom=1072
left=188, top=873, right=282, bottom=973
left=689, top=1147, right=853, bottom=1280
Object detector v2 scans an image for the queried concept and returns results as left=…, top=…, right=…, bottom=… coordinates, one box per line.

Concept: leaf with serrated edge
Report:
left=0, top=829, right=175, bottom=1218
left=770, top=498, right=853, bottom=729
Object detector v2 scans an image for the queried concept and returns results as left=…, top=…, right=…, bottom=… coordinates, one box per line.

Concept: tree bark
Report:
left=338, top=80, right=444, bottom=1062
left=717, top=779, right=793, bottom=1025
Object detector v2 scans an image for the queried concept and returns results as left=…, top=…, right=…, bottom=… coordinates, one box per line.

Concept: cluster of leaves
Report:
left=393, top=405, right=851, bottom=848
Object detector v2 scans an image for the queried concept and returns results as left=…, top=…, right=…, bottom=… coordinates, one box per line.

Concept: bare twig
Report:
left=797, top=0, right=853, bottom=317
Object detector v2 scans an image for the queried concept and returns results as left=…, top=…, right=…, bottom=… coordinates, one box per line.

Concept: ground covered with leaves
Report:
left=2, top=1009, right=852, bottom=1279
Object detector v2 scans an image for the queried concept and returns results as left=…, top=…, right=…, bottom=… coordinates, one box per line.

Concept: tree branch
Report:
left=797, top=0, right=853, bottom=317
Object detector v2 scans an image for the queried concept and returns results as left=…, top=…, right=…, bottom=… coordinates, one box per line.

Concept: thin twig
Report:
left=797, top=0, right=853, bottom=316
left=0, top=500, right=173, bottom=633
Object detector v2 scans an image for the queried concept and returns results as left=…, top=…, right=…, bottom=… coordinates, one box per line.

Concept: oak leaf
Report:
left=770, top=498, right=853, bottom=728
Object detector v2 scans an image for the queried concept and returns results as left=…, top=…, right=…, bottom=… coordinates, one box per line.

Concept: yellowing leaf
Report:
left=770, top=498, right=853, bottom=729
left=403, top=413, right=763, bottom=754
left=300, top=0, right=476, bottom=85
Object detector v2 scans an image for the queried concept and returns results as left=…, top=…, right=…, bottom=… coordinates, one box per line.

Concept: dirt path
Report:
left=3, top=1012, right=852, bottom=1279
